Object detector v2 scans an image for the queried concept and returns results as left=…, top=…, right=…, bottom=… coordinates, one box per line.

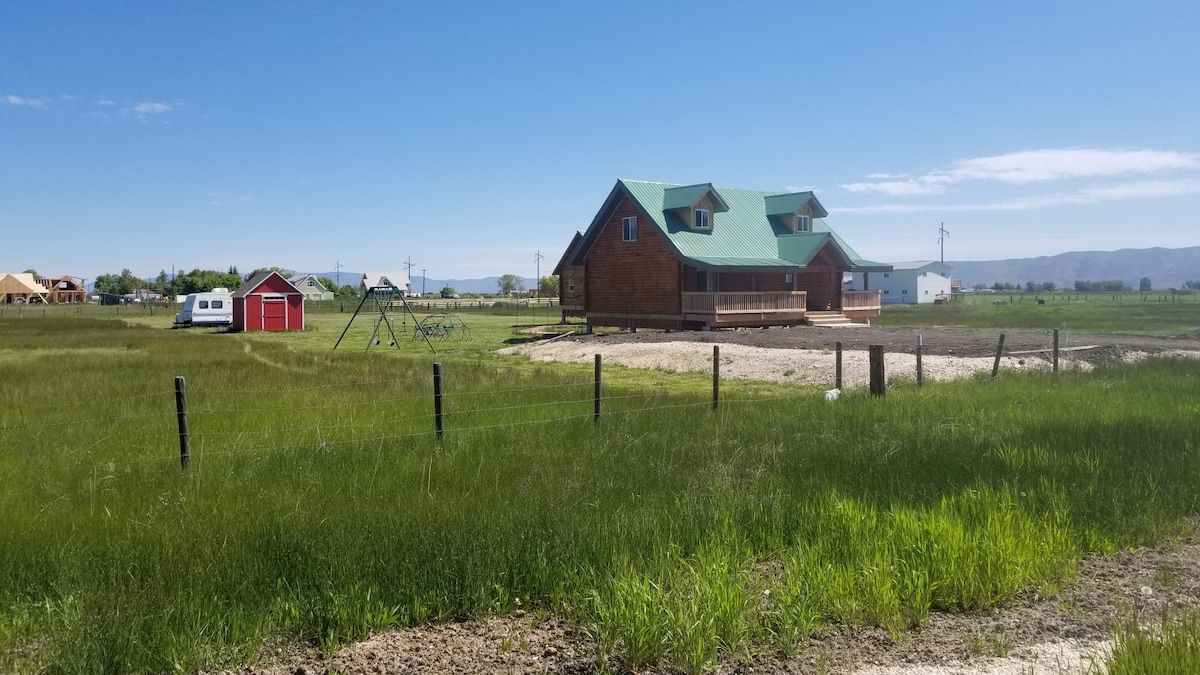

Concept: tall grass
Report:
left=1, top=318, right=1199, bottom=672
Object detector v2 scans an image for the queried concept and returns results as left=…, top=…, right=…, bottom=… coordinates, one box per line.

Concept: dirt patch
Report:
left=500, top=327, right=1200, bottom=389
left=221, top=530, right=1200, bottom=675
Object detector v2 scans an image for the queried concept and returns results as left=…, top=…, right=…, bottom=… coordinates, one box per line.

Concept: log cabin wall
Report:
left=558, top=263, right=585, bottom=311
left=584, top=195, right=681, bottom=319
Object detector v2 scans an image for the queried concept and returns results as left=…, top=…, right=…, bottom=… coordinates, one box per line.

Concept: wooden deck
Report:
left=681, top=291, right=808, bottom=326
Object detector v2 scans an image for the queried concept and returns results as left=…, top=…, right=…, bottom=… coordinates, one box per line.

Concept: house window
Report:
left=796, top=215, right=811, bottom=232
left=883, top=290, right=889, bottom=295
left=784, top=273, right=793, bottom=285
left=568, top=279, right=574, bottom=291
left=694, top=209, right=710, bottom=229
left=622, top=216, right=637, bottom=242
left=902, top=290, right=908, bottom=295
left=883, top=273, right=890, bottom=278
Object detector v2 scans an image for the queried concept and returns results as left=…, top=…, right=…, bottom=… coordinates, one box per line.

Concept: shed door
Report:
left=262, top=298, right=287, bottom=331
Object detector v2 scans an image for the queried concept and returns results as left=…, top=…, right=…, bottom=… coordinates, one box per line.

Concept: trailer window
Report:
left=199, top=301, right=209, bottom=309
left=211, top=300, right=223, bottom=309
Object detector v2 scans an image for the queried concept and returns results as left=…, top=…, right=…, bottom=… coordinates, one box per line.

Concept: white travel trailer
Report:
left=174, top=288, right=233, bottom=327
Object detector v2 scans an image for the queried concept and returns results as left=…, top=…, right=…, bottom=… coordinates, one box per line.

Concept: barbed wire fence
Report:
left=0, top=328, right=1116, bottom=483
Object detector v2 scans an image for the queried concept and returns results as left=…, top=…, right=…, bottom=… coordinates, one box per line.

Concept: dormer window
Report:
left=694, top=209, right=710, bottom=230
left=796, top=215, right=811, bottom=232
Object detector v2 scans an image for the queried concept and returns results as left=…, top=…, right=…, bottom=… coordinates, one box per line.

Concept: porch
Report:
left=680, top=289, right=882, bottom=327
left=681, top=291, right=809, bottom=326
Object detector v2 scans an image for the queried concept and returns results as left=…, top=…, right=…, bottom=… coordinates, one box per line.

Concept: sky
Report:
left=3, top=1, right=1200, bottom=284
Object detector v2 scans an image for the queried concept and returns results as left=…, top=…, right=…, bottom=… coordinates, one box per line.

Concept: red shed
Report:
left=231, top=271, right=305, bottom=332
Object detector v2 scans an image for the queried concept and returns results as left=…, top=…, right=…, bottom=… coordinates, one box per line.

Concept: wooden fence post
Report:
left=174, top=376, right=190, bottom=472
left=992, top=333, right=1006, bottom=379
left=869, top=345, right=885, bottom=396
left=433, top=363, right=444, bottom=438
left=915, top=334, right=924, bottom=387
left=712, top=345, right=720, bottom=411
left=1053, top=329, right=1060, bottom=373
left=835, top=341, right=843, bottom=390
left=594, top=354, right=602, bottom=423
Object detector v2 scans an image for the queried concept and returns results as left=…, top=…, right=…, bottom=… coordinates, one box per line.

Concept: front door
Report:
left=262, top=299, right=286, bottom=331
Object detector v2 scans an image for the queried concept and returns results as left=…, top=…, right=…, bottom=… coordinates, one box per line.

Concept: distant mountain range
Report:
left=946, top=246, right=1200, bottom=290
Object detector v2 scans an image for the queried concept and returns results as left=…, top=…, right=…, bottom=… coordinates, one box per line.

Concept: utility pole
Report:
left=334, top=260, right=342, bottom=288
left=534, top=250, right=544, bottom=297
left=938, top=223, right=950, bottom=263
left=421, top=269, right=426, bottom=296
left=403, top=257, right=415, bottom=295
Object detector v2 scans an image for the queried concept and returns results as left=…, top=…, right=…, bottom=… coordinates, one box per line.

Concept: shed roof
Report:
left=233, top=271, right=302, bottom=298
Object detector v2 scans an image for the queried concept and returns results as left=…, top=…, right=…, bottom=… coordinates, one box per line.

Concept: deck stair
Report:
left=805, top=311, right=853, bottom=326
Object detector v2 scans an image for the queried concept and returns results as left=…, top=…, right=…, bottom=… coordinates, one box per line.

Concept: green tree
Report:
left=245, top=266, right=287, bottom=280
left=539, top=276, right=559, bottom=297
left=439, top=286, right=458, bottom=298
left=1139, top=277, right=1152, bottom=292
left=172, top=269, right=243, bottom=295
left=94, top=269, right=141, bottom=303
left=497, top=274, right=525, bottom=295
left=317, top=277, right=338, bottom=293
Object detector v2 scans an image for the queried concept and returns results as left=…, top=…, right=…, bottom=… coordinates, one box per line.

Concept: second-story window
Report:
left=694, top=209, right=710, bottom=229
left=622, top=216, right=637, bottom=242
left=796, top=215, right=811, bottom=232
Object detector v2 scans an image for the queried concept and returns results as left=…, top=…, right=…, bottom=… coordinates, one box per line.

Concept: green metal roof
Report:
left=611, top=180, right=890, bottom=273
left=763, top=191, right=828, bottom=218
left=662, top=183, right=730, bottom=212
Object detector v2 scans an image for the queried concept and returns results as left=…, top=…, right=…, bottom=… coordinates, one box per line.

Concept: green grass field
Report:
left=1, top=304, right=1199, bottom=673
left=874, top=291, right=1200, bottom=335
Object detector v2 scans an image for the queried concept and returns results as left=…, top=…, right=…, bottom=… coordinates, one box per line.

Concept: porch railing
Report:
left=682, top=291, right=807, bottom=315
left=843, top=290, right=882, bottom=310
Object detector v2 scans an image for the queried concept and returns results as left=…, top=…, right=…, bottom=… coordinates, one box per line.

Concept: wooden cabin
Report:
left=558, top=180, right=891, bottom=331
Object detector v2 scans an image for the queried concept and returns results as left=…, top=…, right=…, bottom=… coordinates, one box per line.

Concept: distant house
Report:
left=849, top=261, right=953, bottom=304
left=0, top=273, right=49, bottom=304
left=288, top=274, right=335, bottom=302
left=231, top=271, right=305, bottom=332
left=556, top=179, right=890, bottom=330
left=360, top=272, right=411, bottom=298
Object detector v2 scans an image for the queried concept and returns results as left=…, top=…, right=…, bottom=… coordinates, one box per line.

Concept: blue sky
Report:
left=3, top=1, right=1199, bottom=283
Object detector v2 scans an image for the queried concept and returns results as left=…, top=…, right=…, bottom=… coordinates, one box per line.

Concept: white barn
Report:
left=360, top=272, right=411, bottom=297
left=849, top=261, right=952, bottom=304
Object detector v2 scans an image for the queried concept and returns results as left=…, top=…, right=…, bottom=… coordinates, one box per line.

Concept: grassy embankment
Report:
left=0, top=306, right=1198, bottom=673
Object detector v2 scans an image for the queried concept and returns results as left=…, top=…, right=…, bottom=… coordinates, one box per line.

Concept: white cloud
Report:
left=3, top=95, right=47, bottom=108
left=841, top=148, right=1200, bottom=195
left=132, top=101, right=174, bottom=115
left=943, top=149, right=1199, bottom=184
left=842, top=179, right=947, bottom=196
left=834, top=179, right=1200, bottom=214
